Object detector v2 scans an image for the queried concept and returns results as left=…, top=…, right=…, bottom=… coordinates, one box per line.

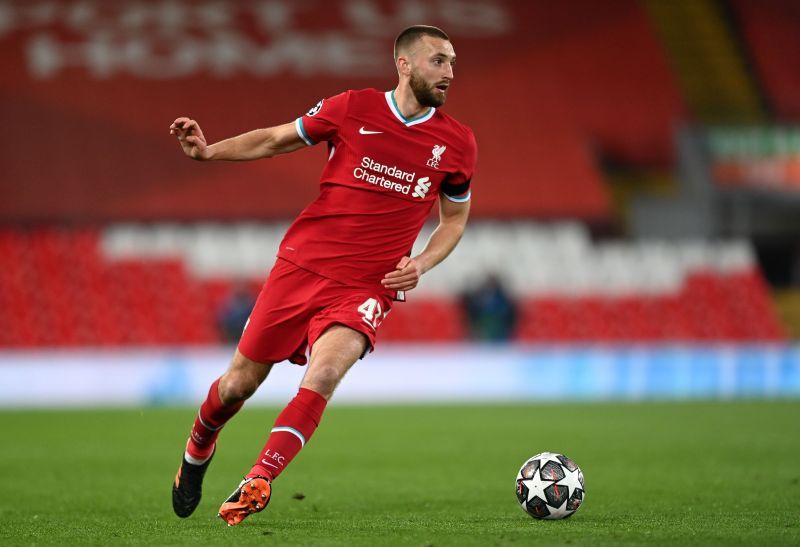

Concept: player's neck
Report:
left=392, top=86, right=431, bottom=121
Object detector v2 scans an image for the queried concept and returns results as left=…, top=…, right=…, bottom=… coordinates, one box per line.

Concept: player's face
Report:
left=409, top=37, right=456, bottom=108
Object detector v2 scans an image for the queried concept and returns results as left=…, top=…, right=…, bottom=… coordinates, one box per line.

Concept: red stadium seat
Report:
left=734, top=0, right=800, bottom=120
left=0, top=228, right=787, bottom=347
left=381, top=299, right=466, bottom=342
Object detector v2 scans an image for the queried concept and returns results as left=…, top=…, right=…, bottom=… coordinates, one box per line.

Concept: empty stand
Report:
left=0, top=223, right=786, bottom=347
left=733, top=0, right=800, bottom=120
left=1, top=0, right=691, bottom=223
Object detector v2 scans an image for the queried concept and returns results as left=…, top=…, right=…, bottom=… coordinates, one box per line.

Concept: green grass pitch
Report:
left=1, top=401, right=798, bottom=546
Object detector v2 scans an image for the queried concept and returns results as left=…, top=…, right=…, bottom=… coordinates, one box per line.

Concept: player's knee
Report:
left=303, top=365, right=343, bottom=399
left=218, top=373, right=259, bottom=404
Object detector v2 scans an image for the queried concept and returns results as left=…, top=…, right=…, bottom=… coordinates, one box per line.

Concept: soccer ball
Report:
left=515, top=452, right=585, bottom=519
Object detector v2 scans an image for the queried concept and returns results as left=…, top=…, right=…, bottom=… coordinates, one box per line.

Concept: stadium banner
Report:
left=0, top=344, right=798, bottom=407
left=0, top=0, right=687, bottom=222
left=707, top=126, right=800, bottom=191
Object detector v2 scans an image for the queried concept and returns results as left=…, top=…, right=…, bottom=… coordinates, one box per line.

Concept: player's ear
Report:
left=396, top=54, right=411, bottom=76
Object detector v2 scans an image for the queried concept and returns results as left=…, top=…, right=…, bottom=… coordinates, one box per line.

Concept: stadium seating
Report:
left=733, top=0, right=800, bottom=121
left=0, top=223, right=785, bottom=347
left=1, top=0, right=687, bottom=224
left=0, top=229, right=215, bottom=346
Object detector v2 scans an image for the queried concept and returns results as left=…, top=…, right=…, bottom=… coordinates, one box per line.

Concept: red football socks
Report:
left=247, top=387, right=328, bottom=481
left=185, top=378, right=244, bottom=463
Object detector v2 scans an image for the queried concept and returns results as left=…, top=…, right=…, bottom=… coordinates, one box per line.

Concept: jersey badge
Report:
left=306, top=100, right=323, bottom=116
left=426, top=145, right=447, bottom=169
left=412, top=176, right=431, bottom=199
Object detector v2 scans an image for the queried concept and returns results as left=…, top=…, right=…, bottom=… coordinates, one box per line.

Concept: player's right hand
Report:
left=170, top=117, right=208, bottom=160
left=381, top=256, right=424, bottom=291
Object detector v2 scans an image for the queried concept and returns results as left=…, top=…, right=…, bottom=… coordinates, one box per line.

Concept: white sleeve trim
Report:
left=443, top=190, right=471, bottom=203
left=295, top=118, right=314, bottom=146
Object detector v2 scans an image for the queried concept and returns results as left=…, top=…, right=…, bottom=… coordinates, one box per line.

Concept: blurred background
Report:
left=1, top=0, right=799, bottom=405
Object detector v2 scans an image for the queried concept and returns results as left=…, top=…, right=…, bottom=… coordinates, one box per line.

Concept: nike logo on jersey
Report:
left=359, top=127, right=383, bottom=135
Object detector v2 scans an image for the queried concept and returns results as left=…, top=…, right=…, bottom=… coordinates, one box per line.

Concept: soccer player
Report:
left=169, top=25, right=476, bottom=526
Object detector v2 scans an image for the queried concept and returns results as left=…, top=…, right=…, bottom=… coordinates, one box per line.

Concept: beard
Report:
left=409, top=70, right=447, bottom=107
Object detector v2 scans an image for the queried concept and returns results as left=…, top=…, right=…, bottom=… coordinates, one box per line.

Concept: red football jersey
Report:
left=277, top=88, right=477, bottom=299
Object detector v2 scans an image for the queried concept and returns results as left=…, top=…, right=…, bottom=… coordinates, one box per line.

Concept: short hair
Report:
left=394, top=25, right=450, bottom=59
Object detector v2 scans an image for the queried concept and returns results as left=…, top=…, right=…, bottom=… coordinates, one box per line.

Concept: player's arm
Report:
left=381, top=196, right=470, bottom=291
left=169, top=118, right=306, bottom=161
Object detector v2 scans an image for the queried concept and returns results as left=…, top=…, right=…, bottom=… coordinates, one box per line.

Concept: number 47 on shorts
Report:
left=357, top=298, right=388, bottom=331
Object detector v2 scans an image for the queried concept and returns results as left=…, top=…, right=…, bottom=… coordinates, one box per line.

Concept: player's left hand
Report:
left=381, top=256, right=423, bottom=291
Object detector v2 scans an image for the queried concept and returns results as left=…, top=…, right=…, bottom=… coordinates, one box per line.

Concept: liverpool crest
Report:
left=427, top=144, right=446, bottom=168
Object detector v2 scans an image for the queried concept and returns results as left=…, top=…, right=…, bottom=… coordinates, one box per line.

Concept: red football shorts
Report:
left=237, top=258, right=393, bottom=365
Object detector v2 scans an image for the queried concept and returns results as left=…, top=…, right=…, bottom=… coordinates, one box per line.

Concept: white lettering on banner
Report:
left=1, top=0, right=512, bottom=78
left=26, top=32, right=383, bottom=79
left=343, top=0, right=510, bottom=36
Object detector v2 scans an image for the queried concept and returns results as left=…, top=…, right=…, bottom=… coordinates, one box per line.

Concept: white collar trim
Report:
left=385, top=91, right=436, bottom=127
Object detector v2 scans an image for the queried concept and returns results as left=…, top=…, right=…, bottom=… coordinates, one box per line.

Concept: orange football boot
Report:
left=218, top=476, right=272, bottom=526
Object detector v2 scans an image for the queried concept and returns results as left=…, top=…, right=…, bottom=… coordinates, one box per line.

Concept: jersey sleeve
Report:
left=294, top=91, right=350, bottom=146
left=441, top=129, right=477, bottom=202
